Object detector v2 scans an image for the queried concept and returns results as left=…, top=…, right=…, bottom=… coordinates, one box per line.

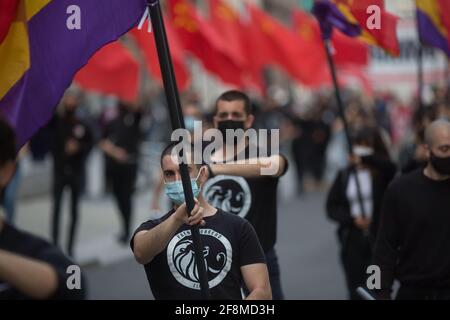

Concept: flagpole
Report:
left=146, top=0, right=211, bottom=299
left=417, top=43, right=424, bottom=111
left=323, top=39, right=368, bottom=221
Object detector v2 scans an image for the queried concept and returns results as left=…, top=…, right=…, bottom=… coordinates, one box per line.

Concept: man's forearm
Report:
left=0, top=249, right=58, bottom=299
left=245, top=287, right=272, bottom=300
left=133, top=214, right=183, bottom=265
left=211, top=155, right=286, bottom=178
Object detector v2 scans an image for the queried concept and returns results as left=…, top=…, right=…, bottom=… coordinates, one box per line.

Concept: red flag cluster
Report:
left=75, top=0, right=391, bottom=99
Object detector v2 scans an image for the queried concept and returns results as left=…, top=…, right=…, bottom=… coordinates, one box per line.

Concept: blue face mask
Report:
left=164, top=170, right=201, bottom=205
left=184, top=116, right=198, bottom=132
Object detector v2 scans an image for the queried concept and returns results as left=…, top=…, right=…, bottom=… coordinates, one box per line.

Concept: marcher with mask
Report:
left=150, top=102, right=203, bottom=213
left=373, top=119, right=450, bottom=300
left=100, top=101, right=143, bottom=244
left=131, top=143, right=271, bottom=300
left=326, top=127, right=396, bottom=299
left=0, top=119, right=85, bottom=300
left=50, top=91, right=93, bottom=257
left=202, top=90, right=288, bottom=300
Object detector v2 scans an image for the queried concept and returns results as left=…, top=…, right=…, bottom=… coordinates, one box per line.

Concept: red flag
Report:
left=129, top=19, right=190, bottom=91
left=168, top=0, right=243, bottom=87
left=246, top=4, right=326, bottom=87
left=208, top=0, right=263, bottom=92
left=74, top=41, right=139, bottom=102
left=0, top=0, right=19, bottom=43
left=292, top=9, right=368, bottom=66
left=344, top=0, right=400, bottom=56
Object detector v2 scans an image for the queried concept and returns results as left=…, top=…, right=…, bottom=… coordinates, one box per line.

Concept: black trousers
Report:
left=339, top=227, right=372, bottom=300
left=109, top=163, right=137, bottom=239
left=52, top=172, right=82, bottom=256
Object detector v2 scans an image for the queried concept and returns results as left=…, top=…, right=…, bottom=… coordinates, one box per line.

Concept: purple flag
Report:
left=312, top=0, right=361, bottom=40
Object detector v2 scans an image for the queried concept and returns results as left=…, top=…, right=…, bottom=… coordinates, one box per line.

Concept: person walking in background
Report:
left=326, top=127, right=396, bottom=299
left=50, top=91, right=93, bottom=257
left=100, top=101, right=143, bottom=244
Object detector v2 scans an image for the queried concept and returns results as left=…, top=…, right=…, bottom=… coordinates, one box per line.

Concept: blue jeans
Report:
left=265, top=247, right=284, bottom=300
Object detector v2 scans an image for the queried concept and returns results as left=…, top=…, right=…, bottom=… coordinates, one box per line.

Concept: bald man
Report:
left=372, top=119, right=450, bottom=300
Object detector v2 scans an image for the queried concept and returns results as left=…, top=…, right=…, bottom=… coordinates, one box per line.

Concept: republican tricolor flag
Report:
left=312, top=0, right=399, bottom=56
left=0, top=0, right=147, bottom=147
left=416, top=0, right=450, bottom=56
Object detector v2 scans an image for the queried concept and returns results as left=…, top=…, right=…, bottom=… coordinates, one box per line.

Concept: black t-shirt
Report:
left=130, top=209, right=265, bottom=300
left=373, top=169, right=450, bottom=295
left=0, top=223, right=85, bottom=300
left=202, top=144, right=288, bottom=252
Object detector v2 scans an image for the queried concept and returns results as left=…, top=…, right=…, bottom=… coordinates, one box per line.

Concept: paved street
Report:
left=13, top=169, right=347, bottom=300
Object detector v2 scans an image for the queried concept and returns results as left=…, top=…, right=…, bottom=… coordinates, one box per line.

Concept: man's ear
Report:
left=197, top=165, right=208, bottom=187
left=245, top=114, right=255, bottom=129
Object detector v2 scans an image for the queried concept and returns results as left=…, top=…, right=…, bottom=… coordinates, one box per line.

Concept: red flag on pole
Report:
left=292, top=8, right=368, bottom=66
left=74, top=41, right=140, bottom=102
left=246, top=4, right=327, bottom=87
left=130, top=19, right=190, bottom=91
left=208, top=0, right=264, bottom=92
left=168, top=0, right=243, bottom=87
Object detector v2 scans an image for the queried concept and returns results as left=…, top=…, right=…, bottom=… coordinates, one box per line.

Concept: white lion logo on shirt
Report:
left=167, top=229, right=232, bottom=290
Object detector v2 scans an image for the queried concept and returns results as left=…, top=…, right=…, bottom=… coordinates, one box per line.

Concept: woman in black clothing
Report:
left=326, top=127, right=396, bottom=300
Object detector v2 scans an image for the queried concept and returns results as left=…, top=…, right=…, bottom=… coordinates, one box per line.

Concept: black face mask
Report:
left=217, top=120, right=245, bottom=145
left=430, top=152, right=450, bottom=175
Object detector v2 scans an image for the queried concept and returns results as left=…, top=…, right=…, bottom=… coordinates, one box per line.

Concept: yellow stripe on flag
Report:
left=335, top=2, right=359, bottom=25
left=0, top=0, right=51, bottom=100
left=416, top=0, right=448, bottom=37
left=24, top=0, right=51, bottom=21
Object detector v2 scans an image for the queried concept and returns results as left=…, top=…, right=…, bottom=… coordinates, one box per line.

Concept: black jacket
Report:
left=50, top=114, right=93, bottom=176
left=326, top=155, right=397, bottom=242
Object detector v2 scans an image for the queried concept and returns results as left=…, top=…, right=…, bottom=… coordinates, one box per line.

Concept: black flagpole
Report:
left=146, top=0, right=211, bottom=299
left=417, top=43, right=424, bottom=111
left=323, top=39, right=368, bottom=220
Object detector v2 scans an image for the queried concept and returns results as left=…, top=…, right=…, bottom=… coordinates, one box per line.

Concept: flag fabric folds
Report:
left=312, top=0, right=399, bottom=56
left=246, top=3, right=327, bottom=88
left=292, top=8, right=368, bottom=67
left=0, top=0, right=146, bottom=147
left=416, top=0, right=450, bottom=56
left=130, top=19, right=191, bottom=91
left=0, top=0, right=19, bottom=43
left=74, top=41, right=140, bottom=102
left=168, top=0, right=243, bottom=88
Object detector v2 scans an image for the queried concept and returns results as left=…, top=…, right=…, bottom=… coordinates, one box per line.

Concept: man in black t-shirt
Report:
left=373, top=119, right=450, bottom=300
left=0, top=119, right=85, bottom=300
left=131, top=143, right=271, bottom=300
left=201, top=90, right=288, bottom=299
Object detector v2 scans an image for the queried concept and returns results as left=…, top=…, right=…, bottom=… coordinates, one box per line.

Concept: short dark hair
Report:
left=0, top=118, right=16, bottom=167
left=160, top=142, right=200, bottom=169
left=214, top=90, right=252, bottom=116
